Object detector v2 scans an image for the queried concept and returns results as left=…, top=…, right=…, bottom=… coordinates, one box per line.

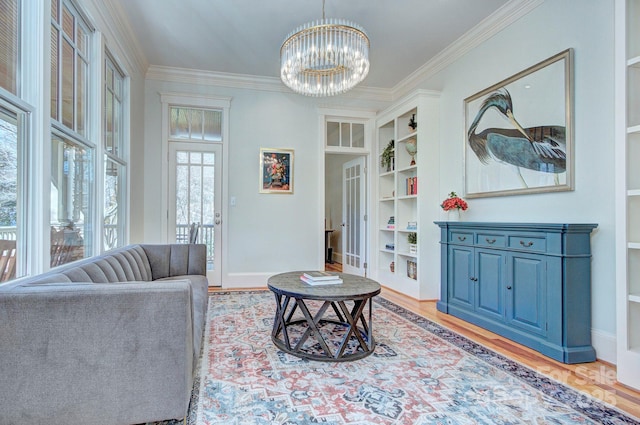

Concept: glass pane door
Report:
left=169, top=142, right=222, bottom=285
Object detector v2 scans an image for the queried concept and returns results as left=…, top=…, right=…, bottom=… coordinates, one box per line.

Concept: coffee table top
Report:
left=267, top=271, right=381, bottom=301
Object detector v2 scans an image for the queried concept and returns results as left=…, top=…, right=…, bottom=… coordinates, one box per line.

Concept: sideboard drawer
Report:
left=450, top=231, right=473, bottom=245
left=476, top=233, right=506, bottom=247
left=508, top=235, right=546, bottom=252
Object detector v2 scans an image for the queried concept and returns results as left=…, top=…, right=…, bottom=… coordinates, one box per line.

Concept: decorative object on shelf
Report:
left=390, top=261, right=395, bottom=272
left=280, top=0, right=370, bottom=97
left=385, top=243, right=395, bottom=251
left=407, top=260, right=417, bottom=280
left=381, top=139, right=395, bottom=171
left=406, top=221, right=417, bottom=230
left=405, top=137, right=417, bottom=166
left=408, top=232, right=417, bottom=254
left=386, top=216, right=395, bottom=229
left=259, top=148, right=294, bottom=194
left=464, top=49, right=573, bottom=198
left=408, top=113, right=417, bottom=132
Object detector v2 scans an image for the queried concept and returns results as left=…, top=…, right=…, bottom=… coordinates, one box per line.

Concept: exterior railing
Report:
left=0, top=226, right=17, bottom=241
left=176, top=223, right=215, bottom=269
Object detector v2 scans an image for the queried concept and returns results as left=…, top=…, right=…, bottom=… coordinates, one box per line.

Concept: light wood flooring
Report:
left=210, top=262, right=640, bottom=419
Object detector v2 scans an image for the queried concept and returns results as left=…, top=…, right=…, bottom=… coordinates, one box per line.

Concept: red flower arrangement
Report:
left=440, top=191, right=468, bottom=211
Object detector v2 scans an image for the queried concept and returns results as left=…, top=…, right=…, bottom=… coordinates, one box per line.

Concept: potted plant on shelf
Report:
left=408, top=232, right=417, bottom=254
left=408, top=114, right=417, bottom=132
left=380, top=139, right=395, bottom=172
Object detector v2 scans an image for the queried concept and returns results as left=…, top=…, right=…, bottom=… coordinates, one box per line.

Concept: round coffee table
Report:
left=267, top=271, right=381, bottom=362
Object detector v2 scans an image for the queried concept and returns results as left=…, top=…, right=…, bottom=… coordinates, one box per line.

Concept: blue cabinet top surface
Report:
left=434, top=222, right=598, bottom=233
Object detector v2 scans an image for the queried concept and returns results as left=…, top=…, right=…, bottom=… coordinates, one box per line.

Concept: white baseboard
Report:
left=222, top=272, right=272, bottom=289
left=592, top=329, right=616, bottom=364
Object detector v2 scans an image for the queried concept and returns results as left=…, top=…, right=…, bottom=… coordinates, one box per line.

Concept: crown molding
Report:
left=95, top=0, right=149, bottom=76
left=392, top=0, right=544, bottom=100
left=145, top=65, right=393, bottom=103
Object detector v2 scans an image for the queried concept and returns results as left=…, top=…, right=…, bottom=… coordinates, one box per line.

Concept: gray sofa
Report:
left=0, top=243, right=209, bottom=425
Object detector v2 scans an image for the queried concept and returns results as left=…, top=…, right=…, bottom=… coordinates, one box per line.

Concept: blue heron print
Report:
left=467, top=88, right=566, bottom=187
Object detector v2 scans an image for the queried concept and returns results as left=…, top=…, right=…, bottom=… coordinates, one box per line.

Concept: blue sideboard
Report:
left=434, top=222, right=598, bottom=364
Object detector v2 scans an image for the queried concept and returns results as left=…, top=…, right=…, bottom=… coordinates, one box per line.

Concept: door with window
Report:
left=168, top=142, right=222, bottom=285
left=342, top=156, right=367, bottom=276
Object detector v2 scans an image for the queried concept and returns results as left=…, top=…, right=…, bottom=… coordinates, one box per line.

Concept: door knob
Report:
left=215, top=219, right=221, bottom=225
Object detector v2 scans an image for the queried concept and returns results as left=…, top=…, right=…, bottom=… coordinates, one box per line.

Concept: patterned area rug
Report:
left=175, top=291, right=639, bottom=425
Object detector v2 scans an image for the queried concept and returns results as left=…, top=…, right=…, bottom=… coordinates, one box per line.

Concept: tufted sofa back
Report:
left=4, top=243, right=206, bottom=287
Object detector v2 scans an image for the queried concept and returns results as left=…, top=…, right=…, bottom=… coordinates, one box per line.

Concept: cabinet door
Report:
left=505, top=253, right=547, bottom=337
left=475, top=248, right=505, bottom=322
left=449, top=246, right=474, bottom=308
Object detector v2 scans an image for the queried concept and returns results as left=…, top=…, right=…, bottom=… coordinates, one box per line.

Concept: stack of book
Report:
left=406, top=177, right=418, bottom=195
left=387, top=216, right=395, bottom=229
left=300, top=271, right=343, bottom=285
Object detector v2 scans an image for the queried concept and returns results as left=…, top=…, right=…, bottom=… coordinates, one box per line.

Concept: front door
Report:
left=168, top=142, right=222, bottom=286
left=342, top=156, right=367, bottom=276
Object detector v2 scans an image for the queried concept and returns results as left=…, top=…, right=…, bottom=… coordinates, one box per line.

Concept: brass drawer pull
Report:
left=520, top=240, right=534, bottom=247
left=457, top=236, right=466, bottom=241
left=486, top=238, right=496, bottom=244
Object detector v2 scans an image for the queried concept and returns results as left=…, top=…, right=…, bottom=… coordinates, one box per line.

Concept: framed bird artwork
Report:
left=464, top=48, right=574, bottom=198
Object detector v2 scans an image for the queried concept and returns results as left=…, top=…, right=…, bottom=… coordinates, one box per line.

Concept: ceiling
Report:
left=111, top=0, right=509, bottom=90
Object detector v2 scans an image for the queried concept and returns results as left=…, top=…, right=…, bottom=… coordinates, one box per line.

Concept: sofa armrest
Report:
left=0, top=280, right=194, bottom=424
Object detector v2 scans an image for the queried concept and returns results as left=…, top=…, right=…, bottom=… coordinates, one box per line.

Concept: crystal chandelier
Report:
left=280, top=1, right=370, bottom=97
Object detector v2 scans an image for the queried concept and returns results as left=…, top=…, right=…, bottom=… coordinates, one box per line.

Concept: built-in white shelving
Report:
left=374, top=90, right=440, bottom=300
left=615, top=0, right=640, bottom=390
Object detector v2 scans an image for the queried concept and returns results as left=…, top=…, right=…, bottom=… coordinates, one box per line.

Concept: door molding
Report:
left=160, top=93, right=231, bottom=284
left=319, top=108, right=376, bottom=272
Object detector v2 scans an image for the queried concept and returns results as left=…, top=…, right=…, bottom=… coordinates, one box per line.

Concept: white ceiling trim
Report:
left=145, top=65, right=394, bottom=102
left=98, top=0, right=149, bottom=75
left=392, top=0, right=544, bottom=100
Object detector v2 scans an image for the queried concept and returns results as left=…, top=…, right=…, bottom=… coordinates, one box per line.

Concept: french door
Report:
left=342, top=156, right=367, bottom=276
left=168, top=142, right=222, bottom=285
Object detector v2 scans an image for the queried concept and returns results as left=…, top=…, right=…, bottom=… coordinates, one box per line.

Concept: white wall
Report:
left=410, top=0, right=616, bottom=361
left=142, top=80, right=388, bottom=286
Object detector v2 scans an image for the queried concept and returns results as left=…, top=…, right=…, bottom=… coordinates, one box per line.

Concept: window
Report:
left=0, top=104, right=23, bottom=281
left=170, top=106, right=222, bottom=141
left=50, top=0, right=94, bottom=266
left=103, top=53, right=126, bottom=250
left=50, top=0, right=90, bottom=136
left=326, top=121, right=365, bottom=148
left=50, top=133, right=92, bottom=266
left=0, top=0, right=19, bottom=95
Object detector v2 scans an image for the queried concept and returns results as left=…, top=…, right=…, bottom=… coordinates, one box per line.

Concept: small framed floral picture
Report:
left=260, top=148, right=294, bottom=194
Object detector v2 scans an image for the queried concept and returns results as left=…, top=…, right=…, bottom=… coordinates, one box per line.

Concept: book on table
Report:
left=300, top=271, right=343, bottom=285
left=302, top=271, right=341, bottom=281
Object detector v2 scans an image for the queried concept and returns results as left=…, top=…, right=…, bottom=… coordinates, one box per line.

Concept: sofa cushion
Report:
left=142, top=244, right=206, bottom=280
left=157, top=274, right=208, bottom=369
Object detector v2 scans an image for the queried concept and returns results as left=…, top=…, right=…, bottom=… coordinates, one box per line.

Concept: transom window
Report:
left=326, top=121, right=365, bottom=148
left=170, top=106, right=222, bottom=141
